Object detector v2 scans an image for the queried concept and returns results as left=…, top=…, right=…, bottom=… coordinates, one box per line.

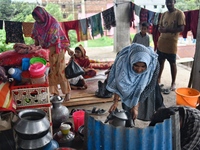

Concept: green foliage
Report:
left=24, top=37, right=34, bottom=45
left=0, top=30, right=14, bottom=52
left=0, top=0, right=14, bottom=20
left=176, top=0, right=199, bottom=11
left=24, top=14, right=35, bottom=22
left=71, top=36, right=114, bottom=48
left=45, top=3, right=63, bottom=22
left=11, top=2, right=36, bottom=22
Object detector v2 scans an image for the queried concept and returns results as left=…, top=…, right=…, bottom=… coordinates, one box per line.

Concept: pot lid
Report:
left=113, top=109, right=128, bottom=120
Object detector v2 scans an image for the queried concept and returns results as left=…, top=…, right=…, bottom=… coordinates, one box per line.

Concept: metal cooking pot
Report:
left=14, top=109, right=50, bottom=140
left=104, top=109, right=128, bottom=127
left=17, top=132, right=52, bottom=150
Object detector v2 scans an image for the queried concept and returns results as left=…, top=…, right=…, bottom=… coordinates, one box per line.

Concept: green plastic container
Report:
left=30, top=57, right=47, bottom=65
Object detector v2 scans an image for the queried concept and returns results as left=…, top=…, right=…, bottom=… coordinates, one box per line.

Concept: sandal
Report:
left=86, top=107, right=106, bottom=115
left=163, top=89, right=170, bottom=94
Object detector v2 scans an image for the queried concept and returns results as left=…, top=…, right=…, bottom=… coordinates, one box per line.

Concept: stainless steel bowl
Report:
left=17, top=132, right=52, bottom=150
left=14, top=109, right=50, bottom=139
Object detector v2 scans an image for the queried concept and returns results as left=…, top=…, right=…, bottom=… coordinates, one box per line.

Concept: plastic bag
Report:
left=65, top=59, right=84, bottom=79
left=95, top=80, right=113, bottom=98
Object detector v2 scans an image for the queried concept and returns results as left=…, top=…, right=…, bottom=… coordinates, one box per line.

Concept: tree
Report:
left=45, top=3, right=63, bottom=22
left=0, top=0, right=15, bottom=20
left=11, top=2, right=36, bottom=22
left=176, top=0, right=199, bottom=11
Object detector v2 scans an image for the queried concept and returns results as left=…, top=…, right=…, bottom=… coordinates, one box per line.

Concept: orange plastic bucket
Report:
left=175, top=87, right=200, bottom=108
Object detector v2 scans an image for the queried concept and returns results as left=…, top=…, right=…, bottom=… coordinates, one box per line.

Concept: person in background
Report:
left=73, top=44, right=96, bottom=79
left=68, top=75, right=88, bottom=90
left=132, top=22, right=150, bottom=47
left=107, top=43, right=164, bottom=127
left=149, top=106, right=200, bottom=150
left=31, top=6, right=74, bottom=101
left=157, top=0, right=185, bottom=91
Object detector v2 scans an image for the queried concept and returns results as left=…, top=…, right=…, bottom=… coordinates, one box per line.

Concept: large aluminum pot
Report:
left=14, top=109, right=50, bottom=139
left=17, top=132, right=52, bottom=150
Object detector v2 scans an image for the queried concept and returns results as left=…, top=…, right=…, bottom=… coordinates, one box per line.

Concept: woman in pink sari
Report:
left=73, top=45, right=96, bottom=78
left=31, top=6, right=74, bottom=101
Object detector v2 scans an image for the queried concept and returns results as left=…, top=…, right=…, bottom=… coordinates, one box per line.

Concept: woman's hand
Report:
left=109, top=93, right=120, bottom=113
left=66, top=47, right=74, bottom=56
left=131, top=104, right=139, bottom=120
left=109, top=101, right=118, bottom=113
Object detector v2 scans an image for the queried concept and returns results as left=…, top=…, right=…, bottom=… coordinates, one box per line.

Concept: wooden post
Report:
left=191, top=9, right=200, bottom=91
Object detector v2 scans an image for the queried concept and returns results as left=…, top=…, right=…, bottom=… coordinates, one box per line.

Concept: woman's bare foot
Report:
left=170, top=83, right=176, bottom=91
left=64, top=93, right=70, bottom=101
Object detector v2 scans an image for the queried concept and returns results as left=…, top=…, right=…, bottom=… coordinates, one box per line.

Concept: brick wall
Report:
left=41, top=0, right=114, bottom=15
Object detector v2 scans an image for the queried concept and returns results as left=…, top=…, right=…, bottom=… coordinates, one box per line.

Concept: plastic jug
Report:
left=72, top=110, right=85, bottom=132
left=8, top=68, right=22, bottom=81
left=22, top=58, right=30, bottom=71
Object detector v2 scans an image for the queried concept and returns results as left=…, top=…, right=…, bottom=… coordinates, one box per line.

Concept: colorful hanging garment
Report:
left=79, top=18, right=88, bottom=35
left=182, top=10, right=199, bottom=39
left=79, top=20, right=91, bottom=41
left=88, top=13, right=104, bottom=38
left=63, top=20, right=80, bottom=43
left=130, top=3, right=135, bottom=28
left=22, top=22, right=34, bottom=37
left=140, top=8, right=148, bottom=24
left=134, top=4, right=141, bottom=17
left=0, top=20, right=3, bottom=29
left=5, top=21, right=24, bottom=44
left=102, top=6, right=116, bottom=30
left=148, top=10, right=155, bottom=25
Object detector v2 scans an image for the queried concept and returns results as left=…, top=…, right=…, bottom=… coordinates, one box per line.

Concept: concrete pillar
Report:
left=114, top=0, right=131, bottom=52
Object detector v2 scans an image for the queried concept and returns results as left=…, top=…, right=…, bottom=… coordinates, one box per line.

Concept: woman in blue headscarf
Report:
left=107, top=43, right=164, bottom=127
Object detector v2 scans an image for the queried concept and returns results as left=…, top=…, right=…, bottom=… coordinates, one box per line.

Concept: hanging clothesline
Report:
left=0, top=2, right=199, bottom=46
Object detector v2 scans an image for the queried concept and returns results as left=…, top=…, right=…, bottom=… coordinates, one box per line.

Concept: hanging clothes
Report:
left=5, top=21, right=24, bottom=44
left=152, top=13, right=162, bottom=51
left=22, top=22, right=34, bottom=37
left=0, top=20, right=3, bottom=29
left=78, top=20, right=91, bottom=41
left=102, top=6, right=116, bottom=30
left=134, top=4, right=141, bottom=17
left=63, top=20, right=80, bottom=43
left=140, top=8, right=148, bottom=24
left=130, top=3, right=135, bottom=28
left=79, top=18, right=88, bottom=35
left=147, top=10, right=155, bottom=26
left=182, top=10, right=199, bottom=39
left=153, top=12, right=160, bottom=25
left=88, top=13, right=104, bottom=38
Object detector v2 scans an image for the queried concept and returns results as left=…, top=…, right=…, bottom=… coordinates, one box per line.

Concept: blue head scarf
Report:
left=106, top=43, right=158, bottom=108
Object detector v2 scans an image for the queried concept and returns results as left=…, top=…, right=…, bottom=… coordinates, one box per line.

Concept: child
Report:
left=68, top=75, right=88, bottom=90
left=73, top=45, right=96, bottom=79
left=132, top=22, right=150, bottom=47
